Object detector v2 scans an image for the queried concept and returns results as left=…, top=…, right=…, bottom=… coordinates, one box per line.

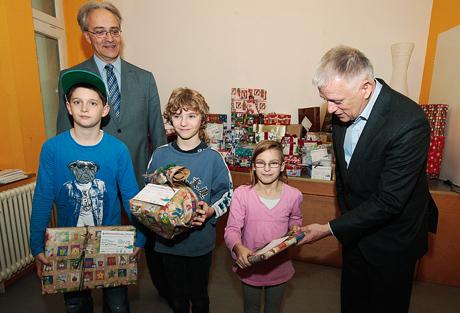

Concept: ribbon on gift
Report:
left=281, top=135, right=299, bottom=155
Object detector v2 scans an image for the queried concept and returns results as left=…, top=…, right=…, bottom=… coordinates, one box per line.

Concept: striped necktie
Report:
left=105, top=64, right=121, bottom=118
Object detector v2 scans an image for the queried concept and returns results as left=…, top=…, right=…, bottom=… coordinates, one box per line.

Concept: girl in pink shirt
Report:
left=224, top=140, right=303, bottom=313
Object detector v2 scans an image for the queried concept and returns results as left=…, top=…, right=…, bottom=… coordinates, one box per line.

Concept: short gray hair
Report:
left=312, top=45, right=374, bottom=88
left=77, top=1, right=122, bottom=32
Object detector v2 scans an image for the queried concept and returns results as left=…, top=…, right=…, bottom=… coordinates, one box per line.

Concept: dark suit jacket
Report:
left=56, top=57, right=166, bottom=187
left=329, top=79, right=438, bottom=266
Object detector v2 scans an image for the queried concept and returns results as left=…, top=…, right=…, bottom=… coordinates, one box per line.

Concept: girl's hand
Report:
left=192, top=201, right=215, bottom=227
left=34, top=252, right=51, bottom=278
left=233, top=243, right=253, bottom=269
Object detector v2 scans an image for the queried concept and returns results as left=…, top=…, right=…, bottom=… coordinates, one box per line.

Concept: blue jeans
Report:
left=63, top=286, right=130, bottom=313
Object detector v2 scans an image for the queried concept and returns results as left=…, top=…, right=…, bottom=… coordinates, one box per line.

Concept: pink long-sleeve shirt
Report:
left=224, top=183, right=303, bottom=286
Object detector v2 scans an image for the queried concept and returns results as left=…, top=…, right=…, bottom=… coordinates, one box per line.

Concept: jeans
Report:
left=63, top=286, right=130, bottom=313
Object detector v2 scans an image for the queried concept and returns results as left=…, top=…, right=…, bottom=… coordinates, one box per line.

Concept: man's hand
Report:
left=233, top=243, right=253, bottom=269
left=34, top=253, right=51, bottom=278
left=297, top=223, right=332, bottom=245
left=192, top=201, right=215, bottom=227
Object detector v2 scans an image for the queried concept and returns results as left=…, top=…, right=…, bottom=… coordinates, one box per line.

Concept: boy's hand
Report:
left=34, top=253, right=51, bottom=278
left=233, top=243, right=253, bottom=269
left=133, top=247, right=143, bottom=261
left=192, top=201, right=215, bottom=227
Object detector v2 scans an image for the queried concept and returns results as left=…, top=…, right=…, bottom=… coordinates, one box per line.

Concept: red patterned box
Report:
left=231, top=88, right=267, bottom=114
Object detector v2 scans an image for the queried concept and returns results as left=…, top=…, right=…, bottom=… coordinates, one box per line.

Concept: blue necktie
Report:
left=105, top=64, right=121, bottom=118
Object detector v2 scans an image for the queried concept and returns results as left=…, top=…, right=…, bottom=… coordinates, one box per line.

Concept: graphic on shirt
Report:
left=63, top=160, right=106, bottom=226
left=188, top=176, right=209, bottom=198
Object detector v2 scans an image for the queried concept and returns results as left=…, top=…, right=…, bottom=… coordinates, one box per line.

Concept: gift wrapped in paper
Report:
left=231, top=88, right=267, bottom=114
left=253, top=124, right=286, bottom=142
left=41, top=225, right=137, bottom=295
left=281, top=136, right=300, bottom=156
left=263, top=113, right=291, bottom=125
left=286, top=164, right=302, bottom=177
left=206, top=113, right=227, bottom=124
left=248, top=231, right=305, bottom=264
left=205, top=123, right=225, bottom=150
left=130, top=165, right=199, bottom=239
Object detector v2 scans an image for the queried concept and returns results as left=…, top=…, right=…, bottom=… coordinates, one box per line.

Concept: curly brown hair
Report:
left=163, top=87, right=210, bottom=142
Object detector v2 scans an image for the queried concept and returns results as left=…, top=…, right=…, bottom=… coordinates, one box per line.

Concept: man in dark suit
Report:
left=56, top=0, right=169, bottom=306
left=299, top=46, right=438, bottom=313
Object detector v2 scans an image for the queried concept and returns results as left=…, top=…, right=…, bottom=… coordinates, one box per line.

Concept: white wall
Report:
left=112, top=0, right=432, bottom=122
left=429, top=25, right=460, bottom=185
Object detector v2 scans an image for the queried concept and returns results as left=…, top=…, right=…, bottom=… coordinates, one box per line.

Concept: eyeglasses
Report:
left=87, top=28, right=122, bottom=38
left=254, top=161, right=282, bottom=169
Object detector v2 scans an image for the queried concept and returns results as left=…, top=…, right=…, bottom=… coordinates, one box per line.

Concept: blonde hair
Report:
left=164, top=87, right=210, bottom=142
left=250, top=140, right=288, bottom=186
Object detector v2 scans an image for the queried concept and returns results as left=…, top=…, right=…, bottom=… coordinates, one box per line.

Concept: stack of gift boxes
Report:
left=205, top=88, right=335, bottom=180
left=420, top=104, right=449, bottom=178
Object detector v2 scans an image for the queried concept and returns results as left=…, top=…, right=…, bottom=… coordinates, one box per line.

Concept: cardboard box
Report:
left=41, top=226, right=137, bottom=295
left=285, top=124, right=303, bottom=138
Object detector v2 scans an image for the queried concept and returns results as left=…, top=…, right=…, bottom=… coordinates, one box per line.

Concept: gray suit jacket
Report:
left=57, top=57, right=166, bottom=187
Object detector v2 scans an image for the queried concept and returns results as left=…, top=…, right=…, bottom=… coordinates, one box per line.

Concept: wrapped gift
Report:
left=206, top=114, right=227, bottom=124
left=41, top=225, right=137, bottom=294
left=231, top=88, right=267, bottom=114
left=427, top=135, right=445, bottom=178
left=248, top=231, right=305, bottom=264
left=206, top=123, right=225, bottom=150
left=255, top=131, right=279, bottom=143
left=253, top=124, right=286, bottom=142
left=130, top=166, right=199, bottom=239
left=230, top=113, right=262, bottom=128
left=420, top=104, right=448, bottom=137
left=281, top=136, right=300, bottom=155
left=263, top=113, right=291, bottom=125
left=420, top=104, right=449, bottom=178
left=310, top=165, right=332, bottom=180
left=286, top=164, right=302, bottom=177
left=235, top=145, right=255, bottom=157
left=284, top=154, right=302, bottom=165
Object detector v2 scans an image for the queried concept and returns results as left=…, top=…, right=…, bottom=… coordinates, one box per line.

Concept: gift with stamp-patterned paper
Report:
left=41, top=225, right=137, bottom=294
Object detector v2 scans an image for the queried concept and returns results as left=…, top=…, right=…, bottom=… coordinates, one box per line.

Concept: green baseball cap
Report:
left=61, top=69, right=107, bottom=99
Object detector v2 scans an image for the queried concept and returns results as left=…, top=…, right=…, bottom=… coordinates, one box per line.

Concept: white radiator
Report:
left=0, top=182, right=35, bottom=283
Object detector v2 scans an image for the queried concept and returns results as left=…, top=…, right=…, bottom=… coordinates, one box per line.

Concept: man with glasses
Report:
left=56, top=0, right=168, bottom=308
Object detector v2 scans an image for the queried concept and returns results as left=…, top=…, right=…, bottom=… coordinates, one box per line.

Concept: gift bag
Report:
left=130, top=165, right=199, bottom=239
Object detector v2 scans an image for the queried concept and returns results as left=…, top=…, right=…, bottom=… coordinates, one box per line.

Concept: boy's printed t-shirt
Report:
left=146, top=142, right=233, bottom=257
left=30, top=131, right=145, bottom=256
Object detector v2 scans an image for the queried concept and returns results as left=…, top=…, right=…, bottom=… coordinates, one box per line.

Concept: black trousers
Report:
left=341, top=246, right=417, bottom=313
left=162, top=252, right=213, bottom=313
left=144, top=234, right=170, bottom=302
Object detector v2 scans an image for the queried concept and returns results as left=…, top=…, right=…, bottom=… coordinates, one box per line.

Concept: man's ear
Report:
left=102, top=104, right=110, bottom=117
left=83, top=31, right=92, bottom=45
left=361, top=80, right=374, bottom=100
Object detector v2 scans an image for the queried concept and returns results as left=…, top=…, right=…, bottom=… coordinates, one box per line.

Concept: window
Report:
left=32, top=0, right=67, bottom=138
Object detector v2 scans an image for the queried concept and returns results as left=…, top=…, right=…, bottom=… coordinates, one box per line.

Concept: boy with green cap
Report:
left=30, top=70, right=145, bottom=312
